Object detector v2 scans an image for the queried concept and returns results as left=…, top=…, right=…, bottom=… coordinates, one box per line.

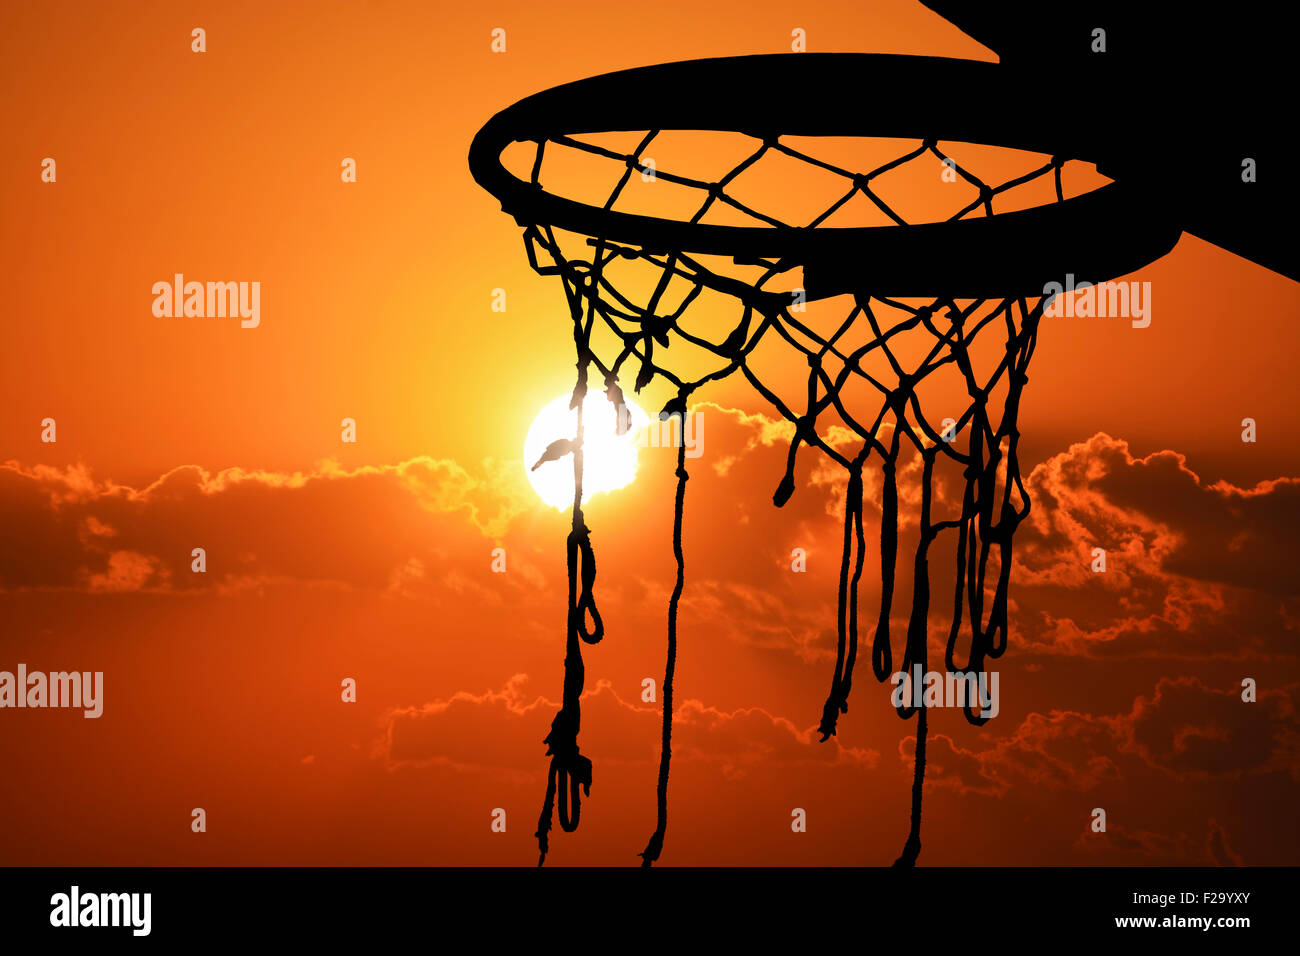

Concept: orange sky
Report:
left=1, top=0, right=1297, bottom=867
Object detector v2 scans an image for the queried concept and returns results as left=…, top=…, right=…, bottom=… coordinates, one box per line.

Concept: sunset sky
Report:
left=1, top=0, right=1297, bottom=867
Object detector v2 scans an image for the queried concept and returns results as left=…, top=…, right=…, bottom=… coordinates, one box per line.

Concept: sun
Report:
left=524, top=392, right=650, bottom=509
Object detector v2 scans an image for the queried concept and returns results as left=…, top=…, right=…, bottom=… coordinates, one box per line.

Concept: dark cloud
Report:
left=1009, top=433, right=1300, bottom=661
left=1117, top=677, right=1300, bottom=782
left=916, top=676, right=1299, bottom=802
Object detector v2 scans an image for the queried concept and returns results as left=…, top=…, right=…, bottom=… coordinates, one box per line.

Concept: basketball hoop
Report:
left=469, top=52, right=1180, bottom=867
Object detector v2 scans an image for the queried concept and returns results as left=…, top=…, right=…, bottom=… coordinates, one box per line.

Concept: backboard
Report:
left=923, top=0, right=1297, bottom=281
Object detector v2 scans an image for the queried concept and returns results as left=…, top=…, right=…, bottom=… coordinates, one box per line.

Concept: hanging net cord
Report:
left=520, top=131, right=1051, bottom=866
left=534, top=308, right=604, bottom=868
left=639, top=435, right=688, bottom=868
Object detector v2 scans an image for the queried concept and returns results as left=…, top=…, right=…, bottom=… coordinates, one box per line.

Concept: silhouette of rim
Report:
left=469, top=53, right=1181, bottom=298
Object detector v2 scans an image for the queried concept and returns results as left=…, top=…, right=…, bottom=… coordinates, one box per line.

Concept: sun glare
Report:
left=524, top=392, right=649, bottom=509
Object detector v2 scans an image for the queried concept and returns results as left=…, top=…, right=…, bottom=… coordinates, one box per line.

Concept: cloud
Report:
left=85, top=550, right=165, bottom=592
left=1206, top=818, right=1245, bottom=866
left=1020, top=433, right=1300, bottom=594
left=1008, top=433, right=1300, bottom=660
left=380, top=674, right=552, bottom=777
left=915, top=677, right=1300, bottom=798
left=12, top=419, right=1294, bottom=674
left=0, top=456, right=537, bottom=594
left=1072, top=816, right=1247, bottom=865
left=1072, top=821, right=1201, bottom=863
left=3, top=423, right=1294, bottom=865
left=620, top=421, right=1300, bottom=670
left=1116, top=677, right=1300, bottom=782
left=377, top=674, right=878, bottom=779
left=902, top=712, right=1123, bottom=798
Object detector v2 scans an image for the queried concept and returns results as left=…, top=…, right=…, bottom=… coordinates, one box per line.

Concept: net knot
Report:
left=542, top=708, right=593, bottom=836
left=543, top=707, right=581, bottom=760
left=660, top=393, right=688, bottom=421
left=643, top=314, right=673, bottom=346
